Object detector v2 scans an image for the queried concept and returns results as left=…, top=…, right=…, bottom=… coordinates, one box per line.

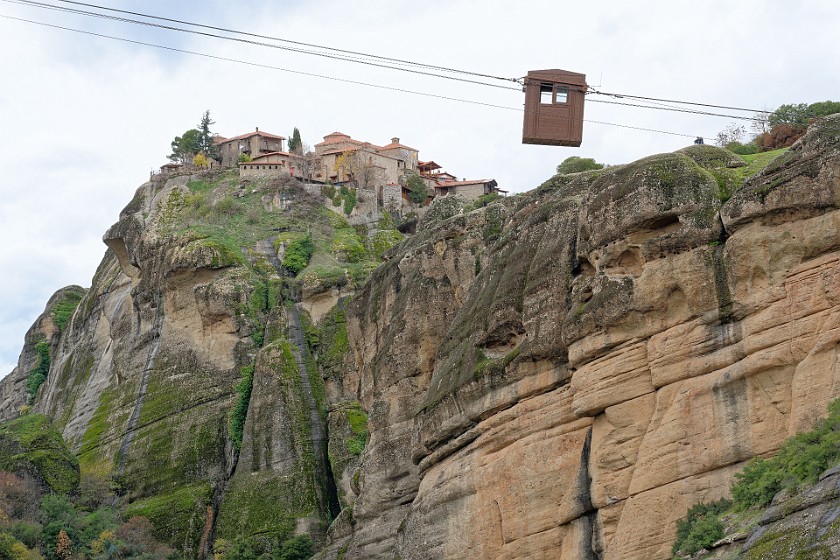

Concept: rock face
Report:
left=324, top=117, right=840, bottom=559
left=0, top=172, right=358, bottom=556
left=1, top=116, right=838, bottom=560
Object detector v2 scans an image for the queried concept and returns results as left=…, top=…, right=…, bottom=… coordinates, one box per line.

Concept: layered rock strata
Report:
left=325, top=117, right=840, bottom=559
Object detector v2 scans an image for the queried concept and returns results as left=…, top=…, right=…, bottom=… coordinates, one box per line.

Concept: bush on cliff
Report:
left=672, top=499, right=730, bottom=556
left=673, top=397, right=840, bottom=558
left=732, top=398, right=840, bottom=509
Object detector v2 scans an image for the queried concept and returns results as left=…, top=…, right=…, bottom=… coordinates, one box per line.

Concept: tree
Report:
left=404, top=172, right=429, bottom=204
left=750, top=108, right=771, bottom=136
left=809, top=100, right=840, bottom=118
left=197, top=110, right=218, bottom=159
left=288, top=127, right=303, bottom=154
left=556, top=156, right=604, bottom=174
left=193, top=153, right=210, bottom=168
left=168, top=129, right=201, bottom=163
left=714, top=123, right=747, bottom=147
left=295, top=143, right=316, bottom=183
left=334, top=149, right=379, bottom=189
left=768, top=103, right=810, bottom=127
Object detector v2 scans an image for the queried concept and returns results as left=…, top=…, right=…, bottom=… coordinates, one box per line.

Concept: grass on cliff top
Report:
left=733, top=147, right=788, bottom=183
left=165, top=171, right=400, bottom=290
left=673, top=397, right=840, bottom=558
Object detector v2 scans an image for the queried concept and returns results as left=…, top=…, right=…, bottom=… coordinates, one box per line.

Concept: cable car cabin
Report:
left=522, top=69, right=587, bottom=147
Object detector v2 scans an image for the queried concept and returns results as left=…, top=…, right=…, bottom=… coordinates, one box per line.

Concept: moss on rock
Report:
left=0, top=414, right=79, bottom=494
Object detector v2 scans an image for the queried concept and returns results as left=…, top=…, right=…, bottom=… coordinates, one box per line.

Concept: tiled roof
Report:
left=251, top=151, right=299, bottom=160
left=435, top=179, right=498, bottom=188
left=219, top=130, right=286, bottom=143
left=381, top=141, right=417, bottom=151
left=319, top=147, right=402, bottom=161
left=315, top=132, right=356, bottom=146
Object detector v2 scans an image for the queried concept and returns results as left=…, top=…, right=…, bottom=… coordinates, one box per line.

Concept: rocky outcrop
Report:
left=0, top=285, right=86, bottom=419
left=1, top=116, right=838, bottom=560
left=323, top=116, right=840, bottom=559
left=0, top=171, right=357, bottom=556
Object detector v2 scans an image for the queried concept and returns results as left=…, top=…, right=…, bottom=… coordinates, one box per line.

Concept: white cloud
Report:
left=1, top=0, right=839, bottom=374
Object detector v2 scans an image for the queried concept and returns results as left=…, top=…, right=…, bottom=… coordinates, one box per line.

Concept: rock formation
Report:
left=1, top=116, right=839, bottom=559
left=323, top=116, right=840, bottom=559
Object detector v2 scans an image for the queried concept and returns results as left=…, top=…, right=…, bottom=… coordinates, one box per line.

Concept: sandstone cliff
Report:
left=2, top=116, right=839, bottom=560
left=322, top=116, right=840, bottom=559
left=0, top=171, right=402, bottom=556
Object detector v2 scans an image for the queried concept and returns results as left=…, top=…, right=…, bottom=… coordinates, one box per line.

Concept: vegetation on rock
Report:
left=674, top=398, right=840, bottom=558
left=25, top=341, right=51, bottom=404
left=0, top=414, right=79, bottom=495
left=229, top=366, right=255, bottom=451
left=556, top=155, right=605, bottom=174
left=51, top=289, right=84, bottom=333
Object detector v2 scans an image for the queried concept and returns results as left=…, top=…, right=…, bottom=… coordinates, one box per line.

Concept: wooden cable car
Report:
left=522, top=69, right=588, bottom=147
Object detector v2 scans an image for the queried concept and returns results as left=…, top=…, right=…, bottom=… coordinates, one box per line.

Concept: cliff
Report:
left=324, top=115, right=840, bottom=559
left=1, top=115, right=839, bottom=560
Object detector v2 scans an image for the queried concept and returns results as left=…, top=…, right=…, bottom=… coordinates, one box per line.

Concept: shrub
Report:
left=214, top=197, right=239, bottom=219
left=556, top=156, right=604, bottom=174
left=282, top=236, right=314, bottom=275
left=725, top=141, right=758, bottom=155
left=756, top=124, right=807, bottom=150
left=731, top=398, right=840, bottom=510
left=672, top=499, right=731, bottom=557
left=338, top=185, right=357, bottom=215
left=280, top=535, right=313, bottom=560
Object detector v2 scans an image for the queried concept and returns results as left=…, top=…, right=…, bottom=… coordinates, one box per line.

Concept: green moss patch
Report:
left=229, top=365, right=255, bottom=451
left=26, top=340, right=51, bottom=404
left=123, top=482, right=212, bottom=552
left=51, top=288, right=86, bottom=332
left=0, top=414, right=80, bottom=494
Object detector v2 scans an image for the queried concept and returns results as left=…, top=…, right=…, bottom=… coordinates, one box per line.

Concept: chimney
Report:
left=391, top=137, right=399, bottom=145
left=256, top=127, right=259, bottom=132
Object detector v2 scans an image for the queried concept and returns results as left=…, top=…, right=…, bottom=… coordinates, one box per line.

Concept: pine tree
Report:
left=197, top=110, right=218, bottom=159
left=288, top=127, right=302, bottom=154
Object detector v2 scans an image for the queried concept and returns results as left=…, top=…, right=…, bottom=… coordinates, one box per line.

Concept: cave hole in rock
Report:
left=576, top=257, right=596, bottom=278
left=628, top=214, right=683, bottom=243
left=604, top=247, right=644, bottom=277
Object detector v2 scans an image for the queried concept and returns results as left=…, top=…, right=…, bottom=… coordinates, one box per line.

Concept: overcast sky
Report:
left=1, top=0, right=838, bottom=376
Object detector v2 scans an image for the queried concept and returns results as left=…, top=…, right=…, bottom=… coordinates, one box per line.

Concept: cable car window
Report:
left=540, top=83, right=553, bottom=104
left=555, top=86, right=569, bottom=104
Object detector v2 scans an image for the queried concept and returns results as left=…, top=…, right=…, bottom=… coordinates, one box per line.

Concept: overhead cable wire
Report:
left=4, top=0, right=522, bottom=90
left=589, top=88, right=772, bottom=114
left=52, top=0, right=522, bottom=84
left=9, top=0, right=777, bottom=118
left=0, top=13, right=710, bottom=140
left=587, top=97, right=763, bottom=122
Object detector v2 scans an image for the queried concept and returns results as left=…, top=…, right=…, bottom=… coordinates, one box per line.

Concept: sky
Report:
left=1, top=0, right=839, bottom=376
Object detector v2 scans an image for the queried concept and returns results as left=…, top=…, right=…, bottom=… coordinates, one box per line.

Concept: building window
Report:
left=555, top=86, right=569, bottom=104
left=540, top=83, right=553, bottom=104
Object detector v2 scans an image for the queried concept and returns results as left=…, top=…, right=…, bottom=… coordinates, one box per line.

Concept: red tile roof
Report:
left=381, top=141, right=417, bottom=151
left=418, top=160, right=442, bottom=170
